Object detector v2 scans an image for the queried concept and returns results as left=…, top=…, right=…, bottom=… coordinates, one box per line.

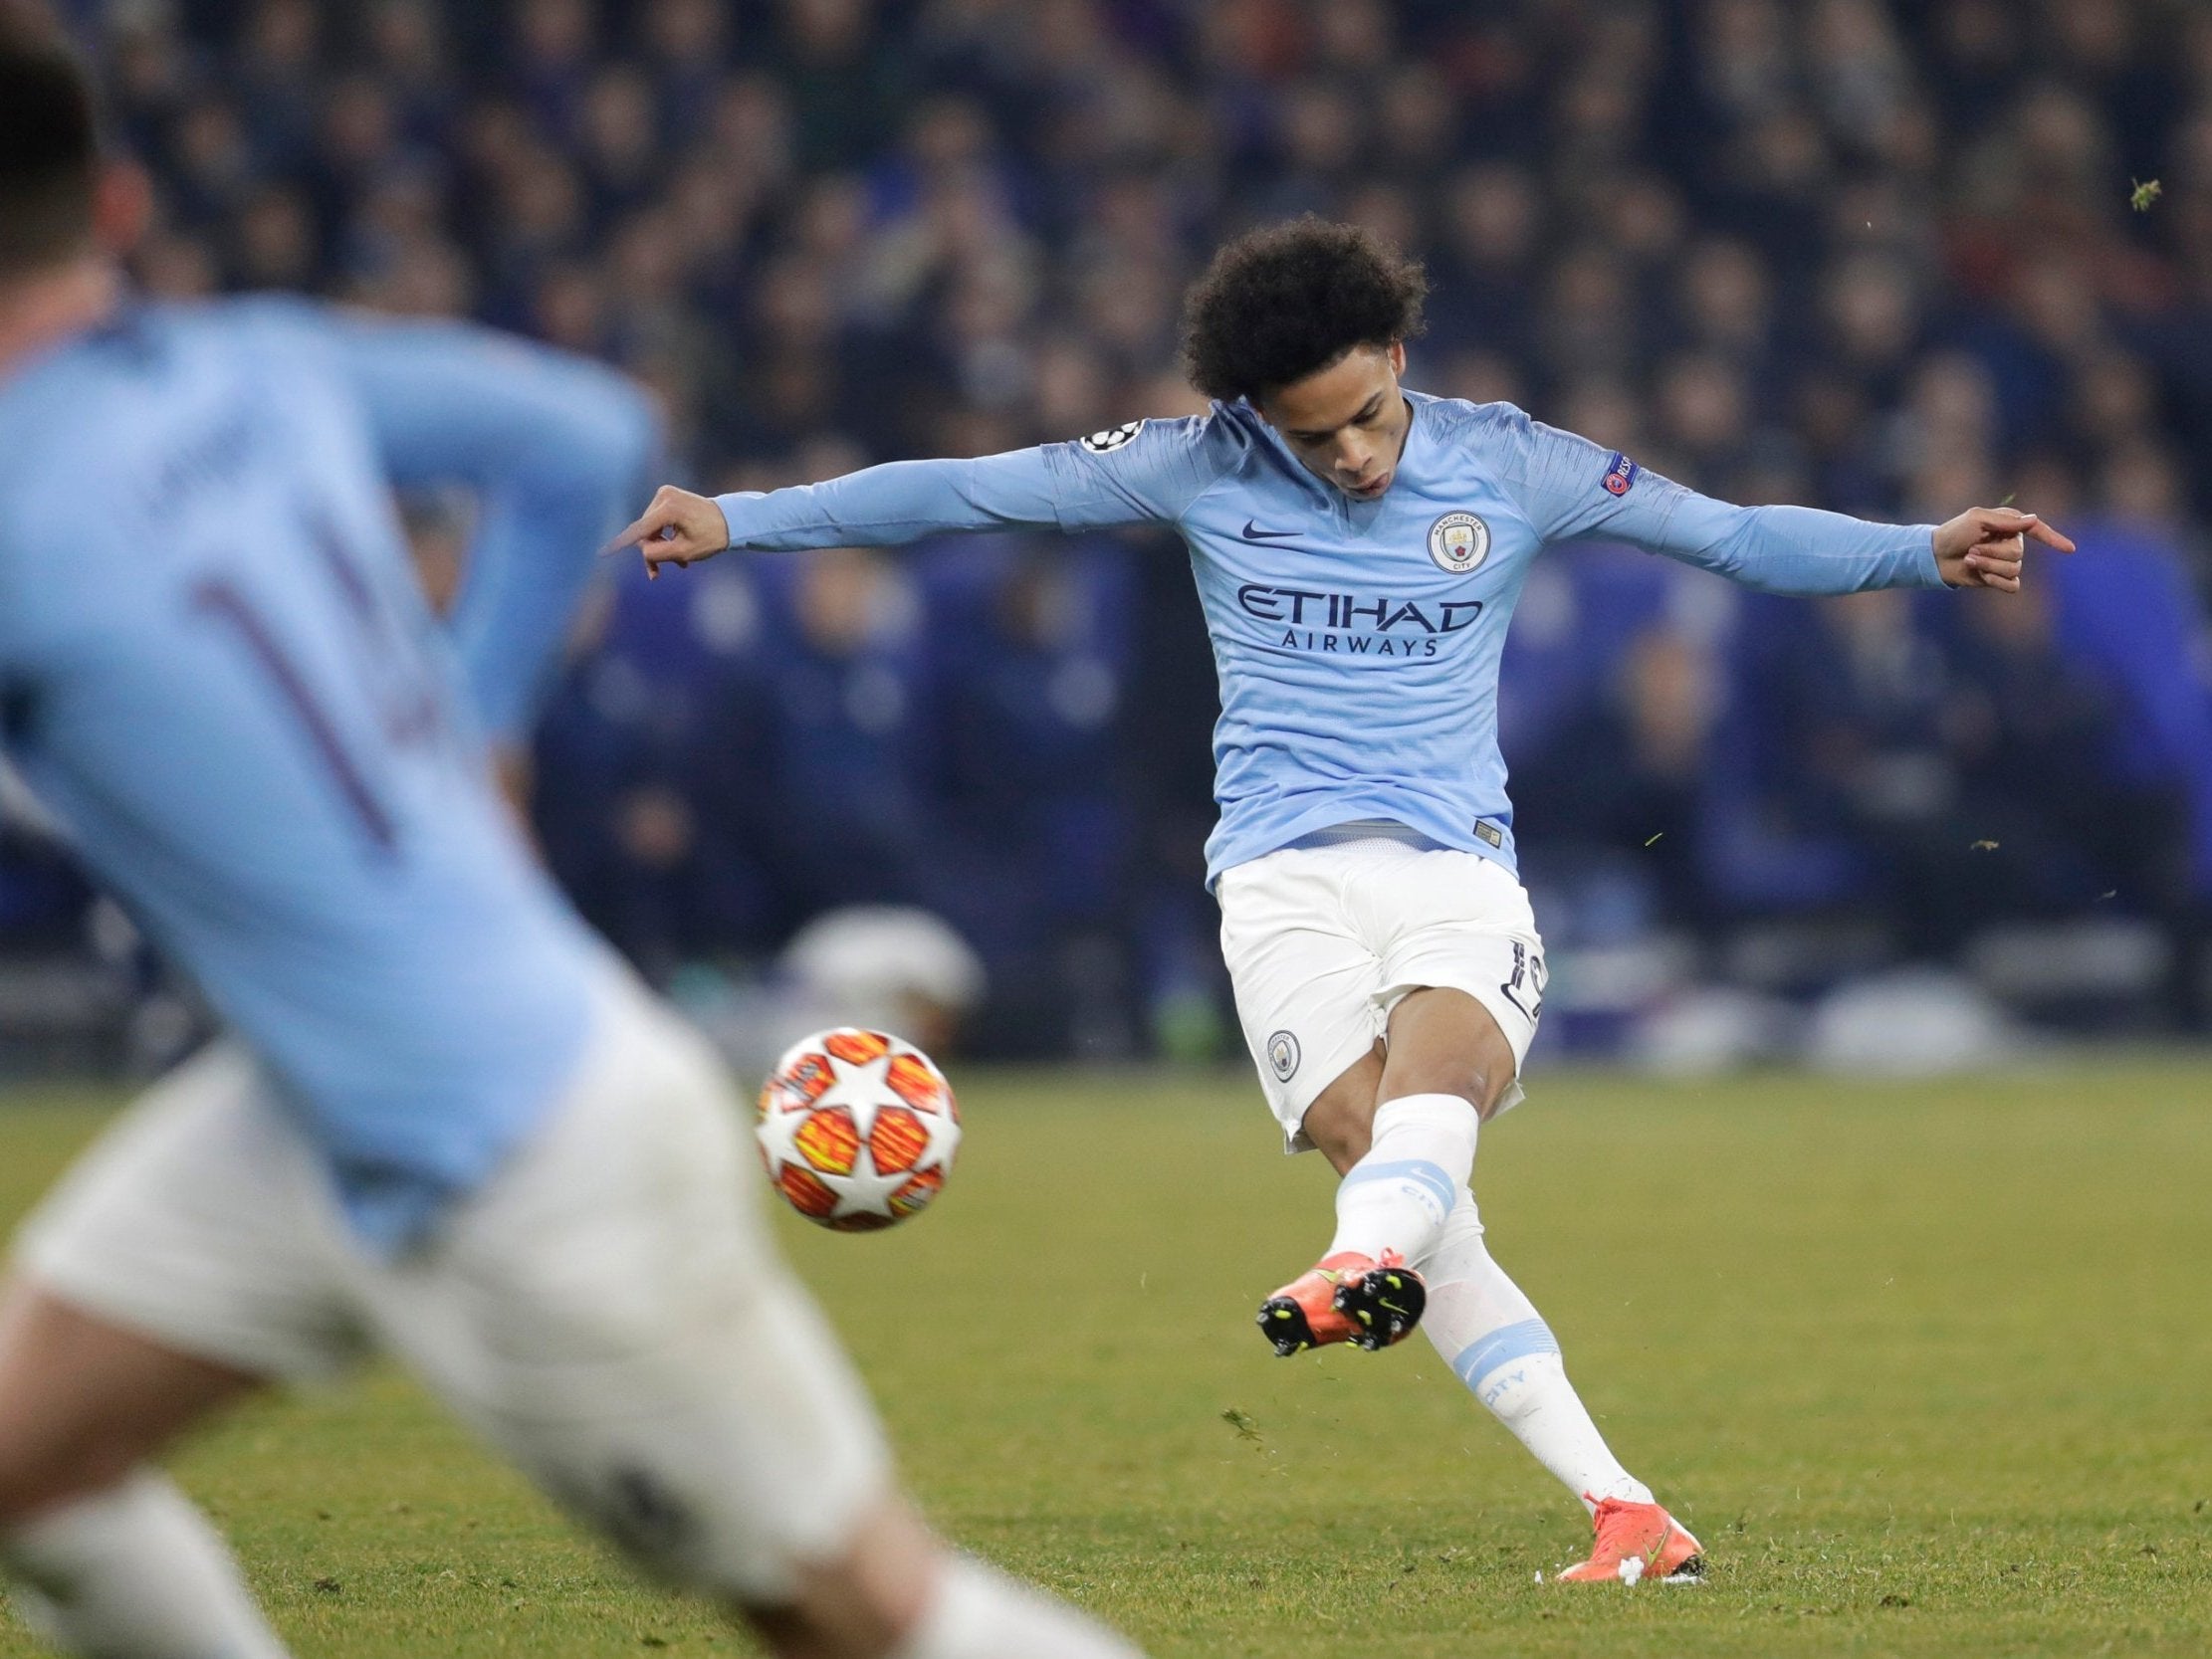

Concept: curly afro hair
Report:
left=1181, top=216, right=1429, bottom=405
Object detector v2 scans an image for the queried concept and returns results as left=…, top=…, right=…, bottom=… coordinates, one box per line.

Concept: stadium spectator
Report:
left=730, top=545, right=946, bottom=932
left=22, top=0, right=2212, bottom=1049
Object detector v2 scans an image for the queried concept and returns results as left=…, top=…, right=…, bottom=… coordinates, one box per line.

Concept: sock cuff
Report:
left=1448, top=1318, right=1561, bottom=1389
left=1372, top=1092, right=1480, bottom=1140
left=895, top=1556, right=995, bottom=1659
left=895, top=1555, right=1140, bottom=1659
left=1336, top=1157, right=1457, bottom=1214
left=0, top=1469, right=164, bottom=1563
left=0, top=1470, right=292, bottom=1659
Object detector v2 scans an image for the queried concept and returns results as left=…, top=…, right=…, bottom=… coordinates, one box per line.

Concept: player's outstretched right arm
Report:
left=609, top=418, right=1224, bottom=579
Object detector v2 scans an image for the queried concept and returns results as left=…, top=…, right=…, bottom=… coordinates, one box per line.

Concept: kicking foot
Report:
left=1554, top=1497, right=1704, bottom=1584
left=1255, top=1250, right=1426, bottom=1356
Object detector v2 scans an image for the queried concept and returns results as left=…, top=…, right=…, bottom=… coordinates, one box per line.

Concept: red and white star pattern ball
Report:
left=756, top=1028, right=961, bottom=1231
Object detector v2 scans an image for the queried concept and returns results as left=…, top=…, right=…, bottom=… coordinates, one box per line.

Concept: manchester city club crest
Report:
left=1266, top=1029, right=1301, bottom=1083
left=1427, top=510, right=1491, bottom=573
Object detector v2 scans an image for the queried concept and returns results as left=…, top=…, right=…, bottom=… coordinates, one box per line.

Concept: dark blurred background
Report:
left=7, top=0, right=2212, bottom=1074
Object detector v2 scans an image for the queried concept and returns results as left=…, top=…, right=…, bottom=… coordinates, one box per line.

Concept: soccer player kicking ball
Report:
left=617, top=218, right=2072, bottom=1584
left=0, top=25, right=1139, bottom=1659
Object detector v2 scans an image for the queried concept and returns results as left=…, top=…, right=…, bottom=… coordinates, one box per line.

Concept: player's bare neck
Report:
left=0, top=260, right=121, bottom=384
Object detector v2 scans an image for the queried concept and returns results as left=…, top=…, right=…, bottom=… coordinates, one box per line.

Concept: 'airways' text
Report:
left=1274, top=630, right=1441, bottom=657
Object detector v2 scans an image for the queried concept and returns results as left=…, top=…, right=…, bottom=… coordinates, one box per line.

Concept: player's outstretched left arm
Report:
left=1496, top=407, right=2074, bottom=597
left=1661, top=492, right=2077, bottom=596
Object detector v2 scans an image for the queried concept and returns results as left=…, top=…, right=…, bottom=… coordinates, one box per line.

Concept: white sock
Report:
left=1421, top=1199, right=1654, bottom=1514
left=1325, top=1093, right=1478, bottom=1265
left=895, top=1555, right=1144, bottom=1659
left=0, top=1470, right=291, bottom=1658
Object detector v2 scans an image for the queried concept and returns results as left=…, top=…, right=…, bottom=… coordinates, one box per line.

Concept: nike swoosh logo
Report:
left=1241, top=520, right=1300, bottom=541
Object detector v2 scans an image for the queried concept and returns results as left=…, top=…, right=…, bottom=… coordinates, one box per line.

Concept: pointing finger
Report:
left=601, top=504, right=671, bottom=558
left=1980, top=508, right=2077, bottom=553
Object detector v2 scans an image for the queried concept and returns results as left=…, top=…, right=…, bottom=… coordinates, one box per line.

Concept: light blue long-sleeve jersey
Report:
left=0, top=299, right=658, bottom=1252
left=713, top=392, right=1945, bottom=887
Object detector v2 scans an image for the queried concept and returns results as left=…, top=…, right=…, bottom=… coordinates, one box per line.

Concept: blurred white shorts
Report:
left=1217, top=839, right=1546, bottom=1151
left=13, top=968, right=890, bottom=1603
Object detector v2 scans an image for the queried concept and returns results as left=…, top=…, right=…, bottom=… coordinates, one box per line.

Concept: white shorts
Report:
left=1217, top=841, right=1546, bottom=1150
left=13, top=968, right=890, bottom=1603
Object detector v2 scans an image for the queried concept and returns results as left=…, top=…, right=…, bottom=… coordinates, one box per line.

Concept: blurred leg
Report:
left=0, top=1282, right=258, bottom=1522
left=0, top=1283, right=288, bottom=1658
left=0, top=1045, right=368, bottom=1657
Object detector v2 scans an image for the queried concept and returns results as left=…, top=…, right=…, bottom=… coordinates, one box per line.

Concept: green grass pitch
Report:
left=0, top=1062, right=2207, bottom=1656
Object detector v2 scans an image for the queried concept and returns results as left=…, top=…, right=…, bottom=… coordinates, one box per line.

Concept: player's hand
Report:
left=490, top=741, right=547, bottom=861
left=604, top=485, right=731, bottom=580
left=1932, top=506, right=2075, bottom=593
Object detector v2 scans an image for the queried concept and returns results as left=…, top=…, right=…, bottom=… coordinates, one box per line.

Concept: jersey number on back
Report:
left=189, top=508, right=445, bottom=857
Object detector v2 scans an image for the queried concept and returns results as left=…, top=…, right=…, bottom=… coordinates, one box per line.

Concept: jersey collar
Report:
left=1228, top=393, right=1426, bottom=521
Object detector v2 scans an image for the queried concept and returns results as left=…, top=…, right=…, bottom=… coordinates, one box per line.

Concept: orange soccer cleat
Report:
left=1255, top=1249, right=1426, bottom=1356
left=1554, top=1497, right=1705, bottom=1585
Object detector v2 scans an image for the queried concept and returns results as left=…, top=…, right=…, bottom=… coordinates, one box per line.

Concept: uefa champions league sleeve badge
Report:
left=1080, top=421, right=1146, bottom=454
left=1428, top=511, right=1491, bottom=573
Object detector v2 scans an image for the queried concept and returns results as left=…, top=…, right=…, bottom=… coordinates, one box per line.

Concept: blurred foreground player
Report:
left=618, top=218, right=2072, bottom=1584
left=0, top=25, right=1138, bottom=1659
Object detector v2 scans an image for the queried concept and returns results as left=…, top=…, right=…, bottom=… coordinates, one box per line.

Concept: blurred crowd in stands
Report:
left=7, top=0, right=2212, bottom=1066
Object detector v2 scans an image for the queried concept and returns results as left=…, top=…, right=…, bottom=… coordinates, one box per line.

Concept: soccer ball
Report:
left=756, top=1028, right=961, bottom=1231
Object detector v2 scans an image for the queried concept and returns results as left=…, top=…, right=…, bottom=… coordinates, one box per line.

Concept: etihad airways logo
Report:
left=1236, top=583, right=1484, bottom=658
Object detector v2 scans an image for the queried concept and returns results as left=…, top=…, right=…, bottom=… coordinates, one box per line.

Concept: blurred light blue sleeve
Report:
left=0, top=513, right=20, bottom=673
left=321, top=311, right=661, bottom=740
left=0, top=497, right=18, bottom=660
left=712, top=417, right=1219, bottom=549
left=1488, top=404, right=1945, bottom=595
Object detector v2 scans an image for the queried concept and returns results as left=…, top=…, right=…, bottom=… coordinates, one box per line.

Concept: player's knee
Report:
left=743, top=1597, right=905, bottom=1659
left=0, top=1387, right=127, bottom=1525
left=1379, top=1064, right=1491, bottom=1119
left=1381, top=988, right=1519, bottom=1117
left=736, top=1496, right=936, bottom=1659
left=0, top=1457, right=49, bottom=1530
left=0, top=1435, right=136, bottom=1529
left=1440, top=1063, right=1501, bottom=1117
left=1383, top=1043, right=1513, bottom=1119
left=0, top=1285, right=263, bottom=1529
